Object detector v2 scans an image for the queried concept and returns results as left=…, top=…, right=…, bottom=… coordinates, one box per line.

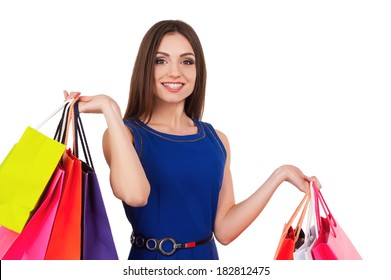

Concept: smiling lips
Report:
left=162, top=82, right=184, bottom=92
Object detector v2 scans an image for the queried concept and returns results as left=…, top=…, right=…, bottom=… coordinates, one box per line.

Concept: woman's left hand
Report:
left=276, top=165, right=322, bottom=192
left=306, top=175, right=322, bottom=191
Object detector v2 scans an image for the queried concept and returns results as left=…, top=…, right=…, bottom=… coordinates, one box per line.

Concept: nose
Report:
left=168, top=62, right=181, bottom=78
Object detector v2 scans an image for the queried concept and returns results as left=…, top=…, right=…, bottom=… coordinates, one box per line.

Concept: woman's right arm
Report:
left=66, top=92, right=150, bottom=207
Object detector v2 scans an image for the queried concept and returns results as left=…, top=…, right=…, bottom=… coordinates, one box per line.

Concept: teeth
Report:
left=163, top=83, right=183, bottom=89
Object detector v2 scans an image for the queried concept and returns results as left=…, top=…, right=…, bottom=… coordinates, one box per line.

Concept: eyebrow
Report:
left=156, top=51, right=195, bottom=57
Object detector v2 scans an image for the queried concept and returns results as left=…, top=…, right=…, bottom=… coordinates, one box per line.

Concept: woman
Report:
left=65, top=19, right=320, bottom=260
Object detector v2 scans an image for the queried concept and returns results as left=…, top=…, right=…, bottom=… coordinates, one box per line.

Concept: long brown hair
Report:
left=123, top=20, right=207, bottom=122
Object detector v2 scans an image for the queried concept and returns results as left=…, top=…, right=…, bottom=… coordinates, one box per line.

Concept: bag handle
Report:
left=54, top=100, right=71, bottom=144
left=292, top=190, right=310, bottom=243
left=307, top=181, right=319, bottom=237
left=53, top=97, right=78, bottom=146
left=35, top=99, right=74, bottom=130
left=52, top=98, right=94, bottom=169
left=73, top=101, right=94, bottom=169
left=312, top=182, right=337, bottom=237
left=285, top=189, right=310, bottom=232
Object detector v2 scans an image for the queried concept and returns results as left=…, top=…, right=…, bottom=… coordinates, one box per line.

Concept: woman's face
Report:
left=153, top=32, right=196, bottom=106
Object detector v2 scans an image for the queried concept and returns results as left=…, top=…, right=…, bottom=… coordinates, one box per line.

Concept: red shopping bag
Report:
left=274, top=190, right=310, bottom=260
left=1, top=165, right=64, bottom=259
left=45, top=150, right=82, bottom=260
left=274, top=226, right=296, bottom=260
left=45, top=98, right=84, bottom=260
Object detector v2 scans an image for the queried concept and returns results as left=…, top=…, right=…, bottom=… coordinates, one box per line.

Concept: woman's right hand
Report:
left=63, top=90, right=121, bottom=116
left=64, top=90, right=149, bottom=206
left=63, top=90, right=80, bottom=102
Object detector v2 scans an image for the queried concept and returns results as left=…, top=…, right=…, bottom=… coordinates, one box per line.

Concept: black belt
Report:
left=130, top=232, right=214, bottom=256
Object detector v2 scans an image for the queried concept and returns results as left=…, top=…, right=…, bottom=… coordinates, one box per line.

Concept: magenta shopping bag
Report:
left=310, top=184, right=362, bottom=260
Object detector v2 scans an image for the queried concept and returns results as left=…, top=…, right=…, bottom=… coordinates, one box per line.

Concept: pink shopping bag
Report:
left=1, top=165, right=64, bottom=259
left=310, top=183, right=362, bottom=260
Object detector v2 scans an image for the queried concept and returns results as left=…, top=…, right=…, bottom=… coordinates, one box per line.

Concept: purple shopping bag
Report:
left=82, top=163, right=118, bottom=260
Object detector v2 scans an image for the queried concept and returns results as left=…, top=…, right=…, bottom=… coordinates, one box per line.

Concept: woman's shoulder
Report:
left=198, top=120, right=230, bottom=151
left=215, top=129, right=229, bottom=151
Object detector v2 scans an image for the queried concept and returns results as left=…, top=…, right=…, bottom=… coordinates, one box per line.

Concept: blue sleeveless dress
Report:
left=123, top=119, right=226, bottom=260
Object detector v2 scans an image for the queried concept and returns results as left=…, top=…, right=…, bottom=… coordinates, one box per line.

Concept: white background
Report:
left=1, top=0, right=390, bottom=278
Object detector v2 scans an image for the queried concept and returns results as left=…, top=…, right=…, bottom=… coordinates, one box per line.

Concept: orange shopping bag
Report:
left=45, top=149, right=82, bottom=260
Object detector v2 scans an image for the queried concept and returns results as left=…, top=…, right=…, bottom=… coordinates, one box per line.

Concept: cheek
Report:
left=184, top=68, right=197, bottom=81
left=154, top=68, right=161, bottom=81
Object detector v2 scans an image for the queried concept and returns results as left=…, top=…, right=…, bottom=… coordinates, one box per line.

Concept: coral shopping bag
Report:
left=1, top=165, right=64, bottom=259
left=45, top=99, right=83, bottom=260
left=0, top=127, right=65, bottom=233
left=310, top=183, right=362, bottom=260
left=274, top=189, right=310, bottom=260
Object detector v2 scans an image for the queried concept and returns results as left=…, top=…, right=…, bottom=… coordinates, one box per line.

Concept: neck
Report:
left=145, top=101, right=196, bottom=135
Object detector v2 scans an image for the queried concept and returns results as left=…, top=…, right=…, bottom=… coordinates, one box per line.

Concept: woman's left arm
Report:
left=213, top=130, right=319, bottom=245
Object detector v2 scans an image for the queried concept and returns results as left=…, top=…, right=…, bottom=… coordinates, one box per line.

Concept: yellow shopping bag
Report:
left=0, top=120, right=66, bottom=233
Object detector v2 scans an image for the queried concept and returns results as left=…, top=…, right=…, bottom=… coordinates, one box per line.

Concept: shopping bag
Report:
left=275, top=226, right=296, bottom=260
left=0, top=226, right=18, bottom=259
left=0, top=100, right=74, bottom=234
left=73, top=102, right=118, bottom=260
left=45, top=149, right=82, bottom=260
left=310, top=183, right=362, bottom=260
left=45, top=99, right=83, bottom=259
left=294, top=183, right=318, bottom=260
left=0, top=127, right=65, bottom=233
left=1, top=165, right=64, bottom=259
left=274, top=189, right=310, bottom=260
left=294, top=226, right=317, bottom=260
left=82, top=164, right=118, bottom=260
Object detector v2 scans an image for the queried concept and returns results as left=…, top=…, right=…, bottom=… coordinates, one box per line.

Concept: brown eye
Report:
left=155, top=58, right=167, bottom=64
left=182, top=59, right=195, bottom=65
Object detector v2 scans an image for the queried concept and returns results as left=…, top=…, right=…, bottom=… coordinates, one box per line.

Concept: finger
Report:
left=63, top=90, right=69, bottom=100
left=63, top=90, right=81, bottom=100
left=69, top=92, right=81, bottom=99
left=304, top=175, right=312, bottom=182
left=310, top=176, right=322, bottom=189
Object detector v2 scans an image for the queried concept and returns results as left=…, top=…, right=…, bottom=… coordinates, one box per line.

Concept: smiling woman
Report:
left=0, top=3, right=390, bottom=279
left=63, top=19, right=320, bottom=260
